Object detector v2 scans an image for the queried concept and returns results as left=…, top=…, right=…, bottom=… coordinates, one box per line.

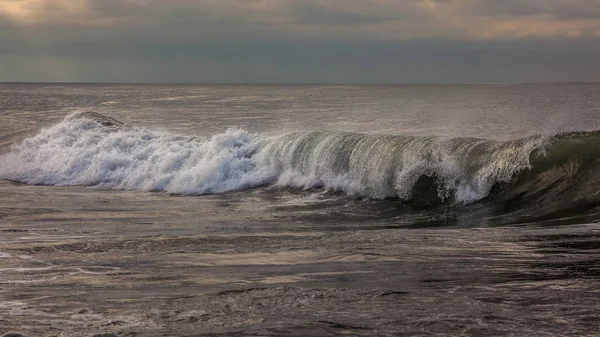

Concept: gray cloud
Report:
left=464, top=0, right=600, bottom=20
left=2, top=37, right=599, bottom=83
left=1, top=0, right=599, bottom=82
left=281, top=1, right=426, bottom=26
left=552, top=2, right=600, bottom=20
left=466, top=0, right=544, bottom=17
left=287, top=2, right=388, bottom=25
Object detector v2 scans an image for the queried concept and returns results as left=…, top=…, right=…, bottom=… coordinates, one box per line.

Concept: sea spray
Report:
left=0, top=112, right=571, bottom=203
left=0, top=112, right=277, bottom=194
left=260, top=131, right=546, bottom=202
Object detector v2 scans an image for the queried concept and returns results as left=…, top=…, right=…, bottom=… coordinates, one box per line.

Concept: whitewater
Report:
left=0, top=111, right=549, bottom=202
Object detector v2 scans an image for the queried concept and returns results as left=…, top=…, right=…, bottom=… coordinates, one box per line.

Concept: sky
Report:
left=1, top=0, right=600, bottom=83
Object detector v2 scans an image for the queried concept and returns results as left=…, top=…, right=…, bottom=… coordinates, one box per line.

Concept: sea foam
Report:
left=0, top=112, right=276, bottom=194
left=0, top=112, right=549, bottom=202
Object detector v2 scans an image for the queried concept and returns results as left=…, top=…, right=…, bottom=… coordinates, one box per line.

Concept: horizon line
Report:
left=0, top=81, right=597, bottom=85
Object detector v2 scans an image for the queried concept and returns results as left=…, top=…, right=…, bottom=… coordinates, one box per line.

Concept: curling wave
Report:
left=1, top=112, right=599, bottom=206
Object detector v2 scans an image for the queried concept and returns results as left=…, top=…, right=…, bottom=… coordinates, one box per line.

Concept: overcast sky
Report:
left=1, top=0, right=600, bottom=83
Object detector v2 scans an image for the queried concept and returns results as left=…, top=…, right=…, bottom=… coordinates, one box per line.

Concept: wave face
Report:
left=1, top=112, right=599, bottom=206
left=263, top=131, right=545, bottom=202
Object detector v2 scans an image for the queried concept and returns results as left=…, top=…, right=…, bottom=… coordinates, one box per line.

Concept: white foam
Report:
left=275, top=170, right=364, bottom=196
left=0, top=112, right=547, bottom=202
left=0, top=112, right=277, bottom=194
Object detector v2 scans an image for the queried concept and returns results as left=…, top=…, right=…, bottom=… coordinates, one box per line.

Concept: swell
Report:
left=493, top=132, right=600, bottom=222
left=1, top=112, right=599, bottom=210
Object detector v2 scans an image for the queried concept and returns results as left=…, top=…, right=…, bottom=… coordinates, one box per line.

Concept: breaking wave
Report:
left=1, top=112, right=599, bottom=206
left=0, top=112, right=275, bottom=194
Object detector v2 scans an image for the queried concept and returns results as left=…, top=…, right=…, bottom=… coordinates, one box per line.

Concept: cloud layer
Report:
left=1, top=0, right=600, bottom=82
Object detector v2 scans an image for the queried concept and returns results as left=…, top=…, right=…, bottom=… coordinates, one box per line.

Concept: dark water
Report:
left=1, top=83, right=600, bottom=336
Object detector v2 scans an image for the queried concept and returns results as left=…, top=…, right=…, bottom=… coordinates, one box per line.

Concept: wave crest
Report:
left=2, top=112, right=599, bottom=205
left=262, top=130, right=546, bottom=202
left=0, top=112, right=276, bottom=194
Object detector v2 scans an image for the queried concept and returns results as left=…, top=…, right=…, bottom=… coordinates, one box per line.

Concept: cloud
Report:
left=286, top=1, right=394, bottom=26
left=3, top=0, right=600, bottom=39
left=0, top=0, right=599, bottom=82
left=2, top=37, right=599, bottom=83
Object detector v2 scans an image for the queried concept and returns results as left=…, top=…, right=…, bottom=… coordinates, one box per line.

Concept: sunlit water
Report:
left=1, top=83, right=600, bottom=336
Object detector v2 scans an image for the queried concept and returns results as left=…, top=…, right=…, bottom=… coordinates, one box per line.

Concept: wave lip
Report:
left=260, top=130, right=547, bottom=202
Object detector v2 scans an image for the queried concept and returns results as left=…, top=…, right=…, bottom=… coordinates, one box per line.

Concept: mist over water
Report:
left=1, top=83, right=600, bottom=336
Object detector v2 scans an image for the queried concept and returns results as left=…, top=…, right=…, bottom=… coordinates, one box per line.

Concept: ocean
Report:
left=1, top=83, right=600, bottom=336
